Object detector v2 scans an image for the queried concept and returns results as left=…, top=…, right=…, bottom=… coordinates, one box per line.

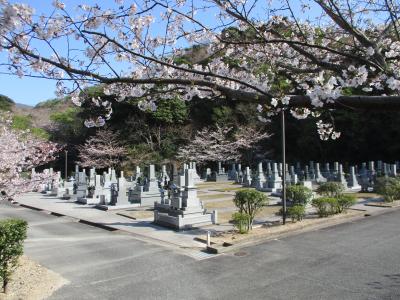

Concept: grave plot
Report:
left=196, top=182, right=281, bottom=224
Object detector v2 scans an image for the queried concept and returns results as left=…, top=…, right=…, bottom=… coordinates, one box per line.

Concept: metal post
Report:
left=65, top=150, right=68, bottom=181
left=281, top=110, right=287, bottom=225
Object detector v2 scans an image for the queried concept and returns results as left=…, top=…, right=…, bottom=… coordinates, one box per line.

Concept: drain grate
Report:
left=234, top=251, right=248, bottom=257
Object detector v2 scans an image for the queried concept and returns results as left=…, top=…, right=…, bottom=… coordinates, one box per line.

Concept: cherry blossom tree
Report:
left=176, top=125, right=269, bottom=163
left=77, top=129, right=127, bottom=168
left=0, top=113, right=60, bottom=200
left=1, top=1, right=400, bottom=138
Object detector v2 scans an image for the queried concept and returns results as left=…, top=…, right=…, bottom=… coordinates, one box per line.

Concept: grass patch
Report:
left=346, top=192, right=380, bottom=199
left=197, top=182, right=237, bottom=188
left=211, top=187, right=245, bottom=192
left=203, top=200, right=235, bottom=209
left=215, top=205, right=282, bottom=224
left=199, top=194, right=233, bottom=200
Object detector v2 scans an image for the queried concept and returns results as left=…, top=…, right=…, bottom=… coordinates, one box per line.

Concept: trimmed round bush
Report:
left=234, top=189, right=268, bottom=230
left=374, top=177, right=400, bottom=202
left=0, top=218, right=28, bottom=293
left=287, top=205, right=306, bottom=222
left=286, top=185, right=313, bottom=206
left=336, top=194, right=357, bottom=213
left=316, top=182, right=345, bottom=198
left=232, top=212, right=251, bottom=234
left=312, top=197, right=338, bottom=217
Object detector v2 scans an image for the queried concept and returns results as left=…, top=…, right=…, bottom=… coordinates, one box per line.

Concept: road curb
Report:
left=17, top=202, right=119, bottom=231
left=14, top=201, right=195, bottom=251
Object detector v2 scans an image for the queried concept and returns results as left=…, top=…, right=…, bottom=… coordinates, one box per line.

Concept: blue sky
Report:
left=2, top=1, right=68, bottom=105
left=1, top=0, right=55, bottom=106
left=0, top=0, right=114, bottom=105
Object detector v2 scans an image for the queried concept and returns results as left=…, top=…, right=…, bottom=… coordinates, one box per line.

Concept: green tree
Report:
left=151, top=97, right=188, bottom=124
left=233, top=189, right=268, bottom=230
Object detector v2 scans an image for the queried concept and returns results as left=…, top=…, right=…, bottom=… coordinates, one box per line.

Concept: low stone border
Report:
left=11, top=201, right=196, bottom=251
left=365, top=200, right=400, bottom=208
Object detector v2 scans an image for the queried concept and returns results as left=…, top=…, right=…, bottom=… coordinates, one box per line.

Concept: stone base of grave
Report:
left=56, top=188, right=66, bottom=198
left=61, top=193, right=71, bottom=200
left=207, top=173, right=229, bottom=182
left=62, top=193, right=77, bottom=201
left=299, top=181, right=313, bottom=190
left=76, top=197, right=86, bottom=204
left=153, top=209, right=217, bottom=230
left=45, top=190, right=57, bottom=196
left=254, top=180, right=267, bottom=190
left=130, top=191, right=162, bottom=207
left=315, top=177, right=327, bottom=183
left=242, top=181, right=252, bottom=187
left=78, top=195, right=103, bottom=205
left=96, top=203, right=141, bottom=211
left=333, top=179, right=348, bottom=187
left=76, top=188, right=87, bottom=203
left=193, top=173, right=202, bottom=184
left=153, top=202, right=171, bottom=212
left=256, top=186, right=273, bottom=192
left=262, top=180, right=282, bottom=193
left=346, top=185, right=362, bottom=192
left=228, top=172, right=237, bottom=181
left=270, top=190, right=283, bottom=197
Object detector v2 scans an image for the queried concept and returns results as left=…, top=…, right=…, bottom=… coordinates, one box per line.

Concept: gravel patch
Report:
left=0, top=255, right=68, bottom=300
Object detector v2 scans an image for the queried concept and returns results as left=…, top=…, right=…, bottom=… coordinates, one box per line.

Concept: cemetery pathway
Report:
left=1, top=202, right=400, bottom=299
left=14, top=193, right=208, bottom=254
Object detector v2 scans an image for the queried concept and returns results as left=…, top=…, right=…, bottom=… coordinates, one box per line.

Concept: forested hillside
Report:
left=2, top=90, right=399, bottom=174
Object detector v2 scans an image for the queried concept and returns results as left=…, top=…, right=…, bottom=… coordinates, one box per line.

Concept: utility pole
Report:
left=65, top=150, right=68, bottom=180
left=281, top=109, right=287, bottom=225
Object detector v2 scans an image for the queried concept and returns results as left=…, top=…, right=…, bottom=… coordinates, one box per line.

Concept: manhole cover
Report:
left=234, top=251, right=248, bottom=257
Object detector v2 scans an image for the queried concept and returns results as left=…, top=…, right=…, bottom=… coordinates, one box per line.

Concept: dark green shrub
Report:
left=232, top=212, right=251, bottom=234
left=286, top=185, right=313, bottom=206
left=287, top=205, right=306, bottom=222
left=316, top=182, right=345, bottom=198
left=312, top=197, right=338, bottom=217
left=0, top=219, right=28, bottom=293
left=234, top=189, right=268, bottom=230
left=374, top=177, right=400, bottom=202
left=336, top=194, right=357, bottom=213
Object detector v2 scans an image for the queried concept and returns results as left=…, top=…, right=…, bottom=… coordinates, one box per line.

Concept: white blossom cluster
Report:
left=316, top=120, right=341, bottom=141
left=0, top=112, right=60, bottom=199
left=1, top=0, right=400, bottom=138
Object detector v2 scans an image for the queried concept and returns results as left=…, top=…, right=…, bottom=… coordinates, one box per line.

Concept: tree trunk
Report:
left=3, top=278, right=8, bottom=294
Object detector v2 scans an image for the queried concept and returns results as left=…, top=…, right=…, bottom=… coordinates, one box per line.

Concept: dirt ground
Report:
left=117, top=210, right=154, bottom=220
left=0, top=256, right=68, bottom=300
left=203, top=209, right=363, bottom=245
left=215, top=206, right=282, bottom=224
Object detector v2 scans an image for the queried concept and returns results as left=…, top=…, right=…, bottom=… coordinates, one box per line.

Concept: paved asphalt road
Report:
left=1, top=202, right=400, bottom=300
